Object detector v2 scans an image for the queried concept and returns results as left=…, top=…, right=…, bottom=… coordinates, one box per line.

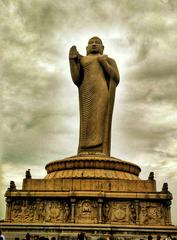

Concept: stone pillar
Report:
left=70, top=198, right=76, bottom=223
left=135, top=200, right=140, bottom=224
left=5, top=198, right=11, bottom=222
left=98, top=198, right=103, bottom=223
left=166, top=200, right=172, bottom=225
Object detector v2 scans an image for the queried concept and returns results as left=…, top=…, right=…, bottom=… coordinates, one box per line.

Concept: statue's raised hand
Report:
left=69, top=46, right=79, bottom=60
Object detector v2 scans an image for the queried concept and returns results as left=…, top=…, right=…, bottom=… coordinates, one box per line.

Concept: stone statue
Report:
left=148, top=172, right=154, bottom=181
left=162, top=182, right=169, bottom=193
left=25, top=169, right=32, bottom=179
left=9, top=181, right=16, bottom=191
left=69, top=36, right=119, bottom=156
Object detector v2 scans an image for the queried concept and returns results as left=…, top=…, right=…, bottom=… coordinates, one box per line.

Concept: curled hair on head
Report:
left=88, top=36, right=103, bottom=45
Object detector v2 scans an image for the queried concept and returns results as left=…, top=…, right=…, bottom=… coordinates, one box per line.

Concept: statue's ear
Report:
left=86, top=46, right=89, bottom=55
left=101, top=45, right=104, bottom=54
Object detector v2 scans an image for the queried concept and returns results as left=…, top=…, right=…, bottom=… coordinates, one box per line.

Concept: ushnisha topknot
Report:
left=88, top=36, right=103, bottom=45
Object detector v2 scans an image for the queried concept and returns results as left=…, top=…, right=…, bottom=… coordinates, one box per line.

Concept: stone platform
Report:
left=45, top=155, right=141, bottom=180
left=2, top=154, right=177, bottom=239
left=1, top=223, right=177, bottom=240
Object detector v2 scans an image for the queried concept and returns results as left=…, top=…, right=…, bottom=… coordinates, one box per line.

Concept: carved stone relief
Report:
left=34, top=200, right=46, bottom=222
left=45, top=201, right=63, bottom=222
left=11, top=200, right=22, bottom=222
left=10, top=199, right=71, bottom=223
left=9, top=198, right=167, bottom=226
left=75, top=200, right=98, bottom=223
left=109, top=202, right=129, bottom=224
left=147, top=205, right=163, bottom=225
left=103, top=203, right=110, bottom=222
left=140, top=205, right=148, bottom=225
left=64, top=203, right=71, bottom=222
left=139, top=202, right=164, bottom=225
left=129, top=203, right=137, bottom=224
left=103, top=201, right=138, bottom=224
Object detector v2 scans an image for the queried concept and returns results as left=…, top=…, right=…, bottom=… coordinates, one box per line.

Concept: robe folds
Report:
left=71, top=54, right=119, bottom=156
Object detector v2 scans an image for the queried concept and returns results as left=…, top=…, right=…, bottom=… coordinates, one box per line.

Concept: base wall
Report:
left=1, top=223, right=177, bottom=240
left=5, top=193, right=172, bottom=226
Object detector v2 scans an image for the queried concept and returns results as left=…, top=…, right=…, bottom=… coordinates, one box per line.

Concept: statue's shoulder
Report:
left=107, top=57, right=117, bottom=65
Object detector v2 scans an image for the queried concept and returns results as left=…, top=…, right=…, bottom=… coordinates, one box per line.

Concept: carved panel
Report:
left=129, top=203, right=137, bottom=224
left=103, top=201, right=138, bottom=224
left=103, top=203, right=110, bottom=222
left=11, top=200, right=23, bottom=222
left=147, top=205, right=163, bottom=225
left=75, top=200, right=98, bottom=223
left=9, top=198, right=167, bottom=226
left=10, top=199, right=71, bottom=223
left=34, top=200, right=46, bottom=222
left=45, top=201, right=64, bottom=222
left=139, top=202, right=165, bottom=225
left=108, top=202, right=130, bottom=224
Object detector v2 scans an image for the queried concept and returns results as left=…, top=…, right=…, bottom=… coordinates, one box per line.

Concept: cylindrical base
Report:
left=45, top=155, right=141, bottom=180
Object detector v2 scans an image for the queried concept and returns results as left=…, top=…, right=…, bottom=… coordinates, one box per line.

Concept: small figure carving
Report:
left=82, top=200, right=92, bottom=214
left=162, top=183, right=169, bottom=192
left=9, top=181, right=16, bottom=191
left=34, top=201, right=46, bottom=222
left=148, top=172, right=154, bottom=180
left=129, top=203, right=136, bottom=224
left=64, top=203, right=71, bottom=222
left=140, top=206, right=148, bottom=225
left=21, top=200, right=27, bottom=221
left=45, top=201, right=52, bottom=222
left=11, top=201, right=21, bottom=222
left=25, top=169, right=32, bottom=179
left=103, top=203, right=110, bottom=222
left=76, top=200, right=97, bottom=223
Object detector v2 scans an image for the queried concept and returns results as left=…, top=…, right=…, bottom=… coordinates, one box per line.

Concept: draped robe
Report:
left=70, top=53, right=119, bottom=156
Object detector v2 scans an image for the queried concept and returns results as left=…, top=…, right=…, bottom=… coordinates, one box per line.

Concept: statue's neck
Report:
left=87, top=53, right=102, bottom=56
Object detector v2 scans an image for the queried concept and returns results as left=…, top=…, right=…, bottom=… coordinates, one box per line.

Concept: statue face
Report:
left=86, top=37, right=104, bottom=55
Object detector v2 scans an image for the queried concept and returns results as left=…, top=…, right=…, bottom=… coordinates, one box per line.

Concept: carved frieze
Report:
left=10, top=199, right=71, bottom=223
left=9, top=198, right=168, bottom=226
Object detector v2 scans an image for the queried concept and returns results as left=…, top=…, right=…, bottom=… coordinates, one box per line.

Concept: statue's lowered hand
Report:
left=69, top=46, right=79, bottom=60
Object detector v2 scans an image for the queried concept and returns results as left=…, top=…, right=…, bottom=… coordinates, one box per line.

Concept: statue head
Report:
left=86, top=36, right=104, bottom=55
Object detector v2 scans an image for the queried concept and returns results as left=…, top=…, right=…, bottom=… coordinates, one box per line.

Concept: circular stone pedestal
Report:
left=45, top=154, right=141, bottom=180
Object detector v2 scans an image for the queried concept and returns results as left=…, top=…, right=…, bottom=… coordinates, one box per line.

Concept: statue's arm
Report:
left=69, top=46, right=82, bottom=86
left=98, top=56, right=120, bottom=85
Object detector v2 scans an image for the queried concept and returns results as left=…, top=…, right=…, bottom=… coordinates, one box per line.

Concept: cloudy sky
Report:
left=1, top=0, right=177, bottom=224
